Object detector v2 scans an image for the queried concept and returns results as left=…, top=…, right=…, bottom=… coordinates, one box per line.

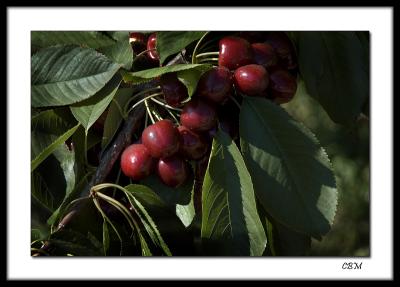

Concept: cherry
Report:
left=129, top=32, right=147, bottom=55
left=218, top=36, right=254, bottom=70
left=147, top=33, right=159, bottom=61
left=160, top=73, right=188, bottom=107
left=120, top=144, right=155, bottom=180
left=157, top=156, right=188, bottom=187
left=178, top=125, right=209, bottom=160
left=141, top=119, right=180, bottom=158
left=263, top=32, right=297, bottom=70
left=251, top=43, right=279, bottom=69
left=180, top=98, right=217, bottom=132
left=268, top=69, right=297, bottom=104
left=196, top=67, right=232, bottom=103
left=234, top=64, right=269, bottom=96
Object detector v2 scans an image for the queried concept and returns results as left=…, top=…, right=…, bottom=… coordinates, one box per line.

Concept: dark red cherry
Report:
left=218, top=36, right=254, bottom=70
left=263, top=32, right=297, bottom=70
left=178, top=125, right=209, bottom=160
left=120, top=144, right=155, bottom=180
left=160, top=73, right=189, bottom=107
left=147, top=33, right=159, bottom=61
left=129, top=32, right=147, bottom=54
left=196, top=67, right=232, bottom=103
left=157, top=156, right=188, bottom=187
left=141, top=119, right=180, bottom=158
left=251, top=43, right=279, bottom=69
left=234, top=64, right=269, bottom=96
left=180, top=98, right=217, bottom=132
left=268, top=69, right=297, bottom=104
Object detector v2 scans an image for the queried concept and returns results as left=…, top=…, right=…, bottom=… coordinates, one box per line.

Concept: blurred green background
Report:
left=284, top=81, right=370, bottom=256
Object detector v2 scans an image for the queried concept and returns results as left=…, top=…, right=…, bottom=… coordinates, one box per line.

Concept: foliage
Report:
left=31, top=31, right=369, bottom=256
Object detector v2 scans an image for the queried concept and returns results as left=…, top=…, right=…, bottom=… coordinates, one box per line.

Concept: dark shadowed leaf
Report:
left=101, top=88, right=134, bottom=149
left=31, top=31, right=116, bottom=49
left=240, top=97, right=337, bottom=239
left=201, top=130, right=267, bottom=256
left=31, top=109, right=79, bottom=172
left=297, top=32, right=369, bottom=125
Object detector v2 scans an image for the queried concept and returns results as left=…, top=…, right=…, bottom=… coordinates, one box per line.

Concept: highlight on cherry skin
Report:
left=141, top=119, right=181, bottom=159
left=234, top=64, right=269, bottom=96
left=147, top=33, right=159, bottom=61
left=120, top=144, right=156, bottom=181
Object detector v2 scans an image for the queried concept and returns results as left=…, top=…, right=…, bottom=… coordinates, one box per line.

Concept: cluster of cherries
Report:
left=121, top=31, right=298, bottom=187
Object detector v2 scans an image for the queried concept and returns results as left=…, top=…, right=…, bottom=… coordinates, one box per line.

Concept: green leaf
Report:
left=239, top=97, right=338, bottom=239
left=201, top=129, right=267, bottom=256
left=99, top=36, right=133, bottom=70
left=70, top=74, right=121, bottom=132
left=123, top=185, right=172, bottom=256
left=140, top=171, right=193, bottom=207
left=53, top=143, right=76, bottom=201
left=175, top=188, right=195, bottom=228
left=101, top=88, right=134, bottom=149
left=31, top=31, right=116, bottom=49
left=122, top=64, right=212, bottom=85
left=105, top=31, right=130, bottom=42
left=31, top=109, right=80, bottom=172
left=124, top=184, right=195, bottom=255
left=177, top=67, right=209, bottom=98
left=31, top=171, right=55, bottom=213
left=31, top=229, right=47, bottom=242
left=157, top=31, right=207, bottom=64
left=31, top=45, right=121, bottom=107
left=297, top=32, right=369, bottom=125
left=47, top=172, right=92, bottom=227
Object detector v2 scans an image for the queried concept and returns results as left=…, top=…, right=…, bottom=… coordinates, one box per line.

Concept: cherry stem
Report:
left=229, top=95, right=241, bottom=109
left=125, top=92, right=163, bottom=116
left=123, top=87, right=161, bottom=113
left=151, top=109, right=163, bottom=121
left=132, top=48, right=157, bottom=64
left=197, top=58, right=219, bottom=63
left=150, top=97, right=183, bottom=112
left=192, top=31, right=210, bottom=64
left=195, top=51, right=219, bottom=58
left=144, top=99, right=156, bottom=124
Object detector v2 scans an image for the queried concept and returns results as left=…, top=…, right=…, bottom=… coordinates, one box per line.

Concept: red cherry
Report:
left=218, top=36, right=254, bottom=70
left=268, top=69, right=297, bottom=104
left=147, top=33, right=159, bottom=61
left=196, top=67, right=232, bottom=103
left=251, top=43, right=279, bottom=69
left=129, top=32, right=147, bottom=54
left=120, top=144, right=155, bottom=180
left=180, top=98, right=217, bottom=132
left=234, top=64, right=269, bottom=96
left=157, top=156, right=188, bottom=187
left=142, top=119, right=180, bottom=158
left=160, top=73, right=188, bottom=107
left=177, top=125, right=209, bottom=160
left=263, top=32, right=297, bottom=70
